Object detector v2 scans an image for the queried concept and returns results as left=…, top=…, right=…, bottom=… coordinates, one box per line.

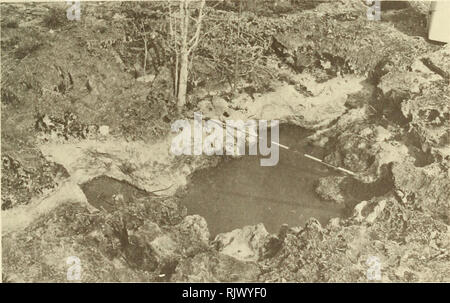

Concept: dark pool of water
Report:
left=180, top=125, right=348, bottom=237
left=80, top=125, right=393, bottom=238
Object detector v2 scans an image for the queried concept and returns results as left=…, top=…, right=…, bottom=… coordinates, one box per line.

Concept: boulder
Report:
left=172, top=252, right=260, bottom=282
left=213, top=223, right=269, bottom=262
left=315, top=176, right=346, bottom=204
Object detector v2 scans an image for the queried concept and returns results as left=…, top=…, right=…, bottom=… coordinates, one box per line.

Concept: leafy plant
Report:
left=14, top=36, right=43, bottom=59
left=42, top=7, right=67, bottom=29
left=3, top=18, right=19, bottom=28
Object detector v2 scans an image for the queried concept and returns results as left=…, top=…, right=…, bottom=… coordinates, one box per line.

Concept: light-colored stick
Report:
left=209, top=119, right=357, bottom=176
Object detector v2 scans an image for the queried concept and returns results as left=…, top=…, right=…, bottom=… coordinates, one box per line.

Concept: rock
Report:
left=394, top=189, right=408, bottom=204
left=172, top=252, right=260, bottom=282
left=99, top=125, right=109, bottom=136
left=301, top=218, right=324, bottom=240
left=421, top=45, right=450, bottom=80
left=392, top=162, right=450, bottom=224
left=2, top=181, right=92, bottom=234
left=173, top=215, right=210, bottom=255
left=85, top=76, right=101, bottom=96
left=133, top=221, right=162, bottom=247
left=315, top=176, right=346, bottom=204
left=149, top=235, right=178, bottom=261
left=38, top=134, right=210, bottom=196
left=136, top=74, right=156, bottom=83
left=374, top=126, right=392, bottom=142
left=194, top=88, right=209, bottom=100
left=242, top=77, right=366, bottom=130
left=400, top=81, right=449, bottom=154
left=376, top=48, right=449, bottom=161
left=211, top=96, right=228, bottom=110
left=327, top=217, right=341, bottom=229
left=323, top=119, right=412, bottom=175
left=352, top=200, right=369, bottom=223
left=375, top=141, right=411, bottom=171
left=262, top=224, right=290, bottom=259
left=366, top=200, right=387, bottom=224
left=112, top=13, right=126, bottom=20
left=197, top=100, right=215, bottom=118
left=178, top=215, right=210, bottom=242
left=350, top=199, right=388, bottom=225
left=213, top=224, right=269, bottom=262
left=231, top=93, right=252, bottom=108
left=211, top=96, right=229, bottom=119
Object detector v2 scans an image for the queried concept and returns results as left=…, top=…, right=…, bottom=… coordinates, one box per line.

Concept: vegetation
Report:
left=1, top=1, right=449, bottom=283
left=14, top=35, right=43, bottom=59
left=42, top=6, right=68, bottom=29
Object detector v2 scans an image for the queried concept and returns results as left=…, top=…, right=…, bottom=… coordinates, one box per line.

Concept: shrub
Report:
left=1, top=88, right=19, bottom=105
left=42, top=7, right=67, bottom=29
left=14, top=36, right=43, bottom=59
left=3, top=18, right=19, bottom=28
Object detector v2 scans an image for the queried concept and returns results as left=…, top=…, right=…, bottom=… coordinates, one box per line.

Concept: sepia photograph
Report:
left=0, top=0, right=449, bottom=285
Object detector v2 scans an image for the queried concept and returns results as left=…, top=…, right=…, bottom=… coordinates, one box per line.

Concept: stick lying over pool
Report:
left=302, top=154, right=356, bottom=176
left=209, top=119, right=357, bottom=177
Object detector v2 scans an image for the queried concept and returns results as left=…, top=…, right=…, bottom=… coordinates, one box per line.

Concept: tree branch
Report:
left=187, top=0, right=205, bottom=55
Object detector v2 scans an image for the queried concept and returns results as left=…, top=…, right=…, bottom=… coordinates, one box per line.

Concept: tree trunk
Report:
left=233, top=0, right=242, bottom=94
left=177, top=49, right=189, bottom=107
left=177, top=0, right=189, bottom=108
left=173, top=0, right=205, bottom=108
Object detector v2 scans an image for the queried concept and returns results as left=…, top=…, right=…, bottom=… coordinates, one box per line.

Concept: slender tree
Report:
left=233, top=0, right=242, bottom=94
left=167, top=0, right=206, bottom=108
